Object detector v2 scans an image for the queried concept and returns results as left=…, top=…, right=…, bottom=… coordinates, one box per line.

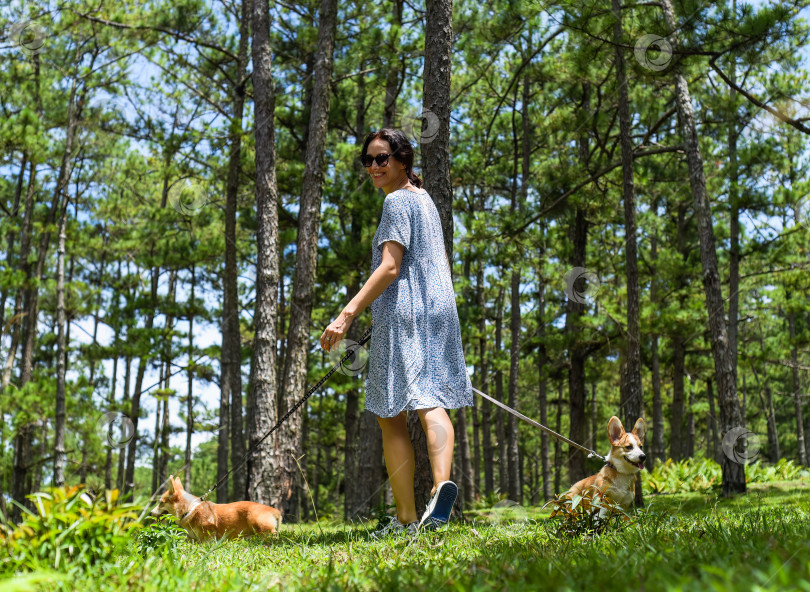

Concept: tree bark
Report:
left=273, top=0, right=338, bottom=519
left=566, top=206, right=588, bottom=484
left=662, top=0, right=745, bottom=494
left=612, top=0, right=644, bottom=506
left=706, top=378, right=720, bottom=462
left=220, top=0, right=251, bottom=503
left=52, top=198, right=69, bottom=487
left=456, top=408, right=474, bottom=507
left=494, top=286, right=508, bottom=494
left=185, top=265, right=196, bottom=488
left=650, top=200, right=665, bottom=467
left=247, top=0, right=281, bottom=505
left=412, top=0, right=455, bottom=510
left=536, top=227, right=552, bottom=501
left=787, top=309, right=807, bottom=464
left=477, top=260, right=494, bottom=496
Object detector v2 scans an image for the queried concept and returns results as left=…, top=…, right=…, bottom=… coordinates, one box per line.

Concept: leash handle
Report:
left=199, top=324, right=374, bottom=502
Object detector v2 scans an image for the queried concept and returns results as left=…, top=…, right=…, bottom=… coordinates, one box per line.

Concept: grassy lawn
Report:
left=4, top=478, right=810, bottom=592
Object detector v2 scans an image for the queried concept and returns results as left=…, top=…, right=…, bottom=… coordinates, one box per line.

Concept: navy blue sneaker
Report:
left=417, top=481, right=458, bottom=531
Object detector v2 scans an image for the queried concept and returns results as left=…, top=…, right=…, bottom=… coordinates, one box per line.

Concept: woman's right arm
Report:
left=319, top=240, right=405, bottom=352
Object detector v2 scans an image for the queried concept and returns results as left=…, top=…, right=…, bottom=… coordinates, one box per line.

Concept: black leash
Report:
left=198, top=324, right=374, bottom=502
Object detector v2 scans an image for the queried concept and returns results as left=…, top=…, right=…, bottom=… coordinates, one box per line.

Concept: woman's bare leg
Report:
left=377, top=412, right=417, bottom=524
left=417, top=407, right=455, bottom=496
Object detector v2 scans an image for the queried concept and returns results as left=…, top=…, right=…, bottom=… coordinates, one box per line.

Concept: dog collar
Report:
left=604, top=460, right=617, bottom=471
left=180, top=499, right=202, bottom=522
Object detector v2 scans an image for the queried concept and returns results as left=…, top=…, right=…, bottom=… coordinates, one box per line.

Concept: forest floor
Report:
left=6, top=479, right=809, bottom=592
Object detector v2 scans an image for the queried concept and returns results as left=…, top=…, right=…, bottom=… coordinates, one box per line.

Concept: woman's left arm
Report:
left=320, top=241, right=405, bottom=352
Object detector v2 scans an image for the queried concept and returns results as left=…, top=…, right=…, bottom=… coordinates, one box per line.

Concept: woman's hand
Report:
left=320, top=311, right=355, bottom=352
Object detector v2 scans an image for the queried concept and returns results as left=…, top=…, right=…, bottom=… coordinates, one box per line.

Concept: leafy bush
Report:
left=543, top=488, right=630, bottom=537
left=643, top=457, right=810, bottom=494
left=134, top=516, right=187, bottom=558
left=0, top=486, right=140, bottom=574
left=644, top=458, right=719, bottom=494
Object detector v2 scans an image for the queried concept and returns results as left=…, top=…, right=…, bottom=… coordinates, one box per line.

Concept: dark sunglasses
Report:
left=359, top=152, right=394, bottom=167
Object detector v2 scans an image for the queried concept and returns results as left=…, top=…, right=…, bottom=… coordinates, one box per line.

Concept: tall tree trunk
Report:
left=670, top=337, right=686, bottom=461
left=494, top=286, right=508, bottom=494
left=787, top=309, right=807, bottom=464
left=477, top=260, right=494, bottom=496
left=247, top=0, right=281, bottom=505
left=126, top=265, right=159, bottom=497
left=457, top=408, right=474, bottom=507
left=536, top=227, right=552, bottom=501
left=650, top=201, right=665, bottom=467
left=706, top=378, right=720, bottom=462
left=274, top=0, right=338, bottom=519
left=685, top=375, right=695, bottom=458
left=566, top=205, right=588, bottom=484
left=662, top=0, right=744, bottom=494
left=117, top=356, right=131, bottom=492
left=354, top=410, right=384, bottom=519
left=220, top=0, right=250, bottom=503
left=764, top=385, right=780, bottom=462
left=553, top=387, right=563, bottom=494
left=410, top=0, right=455, bottom=510
left=185, top=266, right=197, bottom=488
left=612, top=0, right=644, bottom=506
left=590, top=383, right=598, bottom=451
left=342, top=300, right=361, bottom=520
left=105, top=329, right=119, bottom=491
left=52, top=199, right=70, bottom=487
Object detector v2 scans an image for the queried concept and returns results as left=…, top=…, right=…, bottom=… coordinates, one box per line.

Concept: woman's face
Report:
left=365, top=138, right=407, bottom=192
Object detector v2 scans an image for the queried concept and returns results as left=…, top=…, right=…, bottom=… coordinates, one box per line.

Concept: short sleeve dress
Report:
left=365, top=188, right=473, bottom=418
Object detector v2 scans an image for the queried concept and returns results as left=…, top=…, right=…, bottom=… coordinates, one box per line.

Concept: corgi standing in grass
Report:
left=567, top=416, right=647, bottom=511
left=150, top=476, right=282, bottom=541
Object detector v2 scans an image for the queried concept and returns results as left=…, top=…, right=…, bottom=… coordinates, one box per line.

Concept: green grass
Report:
left=3, top=480, right=810, bottom=591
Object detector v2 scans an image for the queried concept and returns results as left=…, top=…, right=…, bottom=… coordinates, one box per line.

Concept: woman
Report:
left=320, top=128, right=472, bottom=536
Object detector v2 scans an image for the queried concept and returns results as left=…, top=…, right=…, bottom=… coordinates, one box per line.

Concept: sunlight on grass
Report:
left=2, top=477, right=810, bottom=591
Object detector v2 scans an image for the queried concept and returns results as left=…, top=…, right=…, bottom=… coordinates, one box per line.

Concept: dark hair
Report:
left=360, top=128, right=423, bottom=189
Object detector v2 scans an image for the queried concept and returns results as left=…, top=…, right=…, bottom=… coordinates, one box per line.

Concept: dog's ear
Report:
left=173, top=477, right=185, bottom=492
left=167, top=477, right=176, bottom=494
left=632, top=418, right=647, bottom=445
left=607, top=416, right=625, bottom=445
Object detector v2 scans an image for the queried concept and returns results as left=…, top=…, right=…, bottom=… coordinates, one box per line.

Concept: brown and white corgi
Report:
left=567, top=416, right=647, bottom=511
left=150, top=476, right=282, bottom=541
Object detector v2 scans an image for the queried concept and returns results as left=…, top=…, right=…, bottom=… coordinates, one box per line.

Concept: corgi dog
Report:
left=150, top=476, right=282, bottom=541
left=567, top=416, right=647, bottom=511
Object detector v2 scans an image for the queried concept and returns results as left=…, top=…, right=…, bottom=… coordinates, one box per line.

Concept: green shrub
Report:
left=543, top=488, right=630, bottom=537
left=0, top=486, right=140, bottom=574
left=133, top=516, right=187, bottom=558
left=643, top=457, right=810, bottom=494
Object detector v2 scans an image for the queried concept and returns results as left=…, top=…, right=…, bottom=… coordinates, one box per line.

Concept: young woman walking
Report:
left=320, top=128, right=472, bottom=535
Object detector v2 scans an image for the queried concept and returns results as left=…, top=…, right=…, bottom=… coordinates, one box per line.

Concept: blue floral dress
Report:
left=365, top=188, right=473, bottom=418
